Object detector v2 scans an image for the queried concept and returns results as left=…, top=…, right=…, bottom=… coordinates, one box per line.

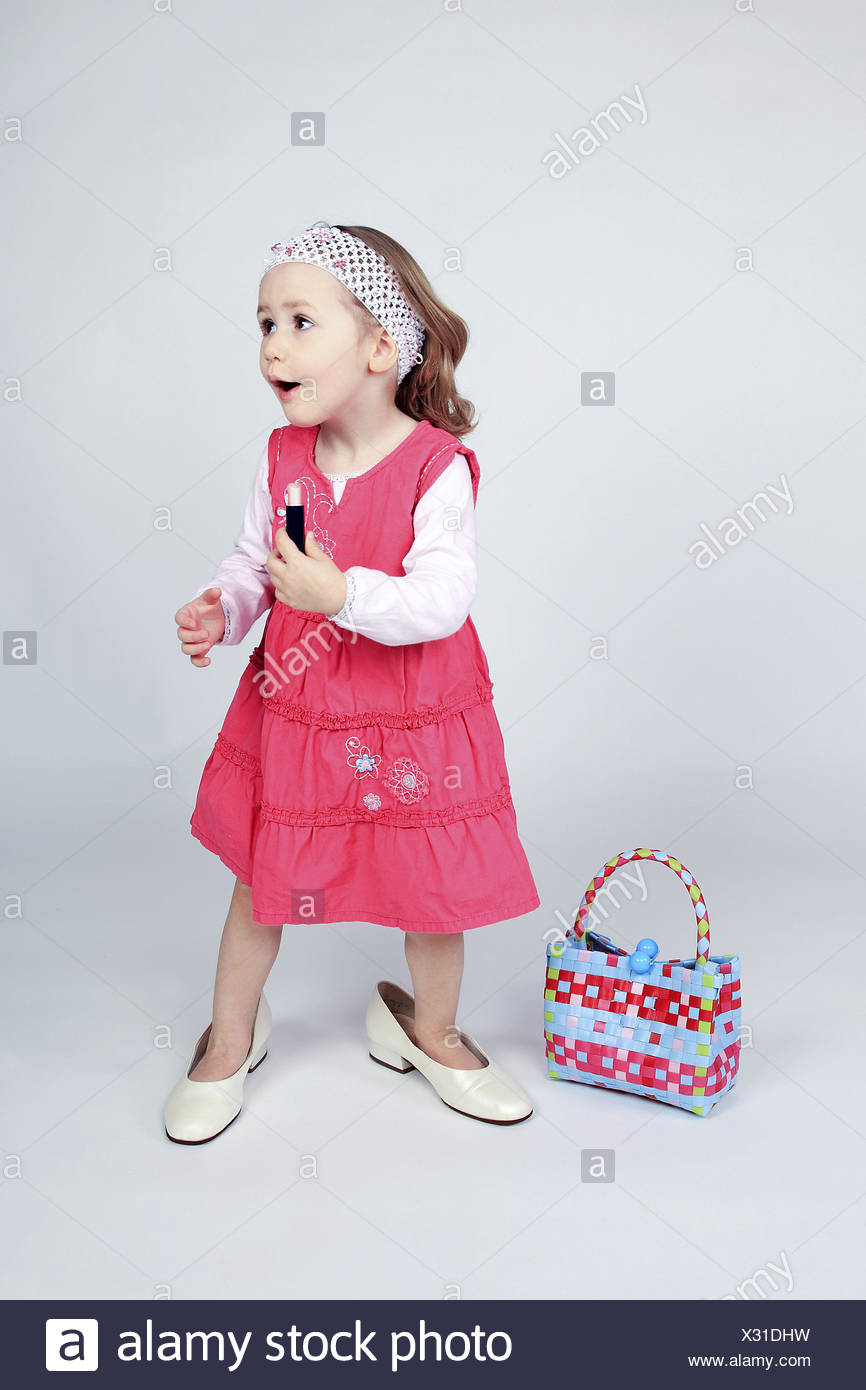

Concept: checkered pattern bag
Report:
left=544, top=849, right=741, bottom=1116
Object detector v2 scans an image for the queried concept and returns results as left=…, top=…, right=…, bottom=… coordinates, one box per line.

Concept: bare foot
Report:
left=395, top=1013, right=486, bottom=1070
left=417, top=1037, right=486, bottom=1069
left=189, top=1032, right=253, bottom=1082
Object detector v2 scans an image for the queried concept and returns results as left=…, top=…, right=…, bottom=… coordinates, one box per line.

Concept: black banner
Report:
left=7, top=1298, right=854, bottom=1385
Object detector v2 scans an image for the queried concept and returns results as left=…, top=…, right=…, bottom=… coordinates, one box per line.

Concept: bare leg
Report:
left=189, top=878, right=282, bottom=1081
left=402, top=931, right=485, bottom=1069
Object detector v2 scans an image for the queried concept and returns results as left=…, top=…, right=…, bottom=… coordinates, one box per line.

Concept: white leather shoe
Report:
left=365, top=980, right=532, bottom=1125
left=164, top=992, right=271, bottom=1145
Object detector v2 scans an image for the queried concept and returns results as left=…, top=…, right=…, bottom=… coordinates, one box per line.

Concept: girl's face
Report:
left=257, top=262, right=384, bottom=422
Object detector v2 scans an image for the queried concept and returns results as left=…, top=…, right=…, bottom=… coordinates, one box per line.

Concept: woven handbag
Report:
left=544, top=849, right=741, bottom=1116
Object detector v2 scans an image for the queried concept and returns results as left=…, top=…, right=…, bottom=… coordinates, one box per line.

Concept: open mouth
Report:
left=273, top=379, right=300, bottom=396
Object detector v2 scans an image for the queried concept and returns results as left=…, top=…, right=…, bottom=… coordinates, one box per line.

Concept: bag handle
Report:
left=568, top=849, right=711, bottom=969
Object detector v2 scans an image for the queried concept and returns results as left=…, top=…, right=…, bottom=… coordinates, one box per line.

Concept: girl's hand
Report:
left=174, top=586, right=226, bottom=667
left=267, top=529, right=348, bottom=617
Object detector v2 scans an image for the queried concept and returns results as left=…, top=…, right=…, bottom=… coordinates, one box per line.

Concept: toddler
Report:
left=165, top=223, right=539, bottom=1143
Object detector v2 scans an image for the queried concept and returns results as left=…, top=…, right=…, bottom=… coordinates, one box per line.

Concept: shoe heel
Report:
left=248, top=1045, right=268, bottom=1073
left=369, top=1042, right=414, bottom=1073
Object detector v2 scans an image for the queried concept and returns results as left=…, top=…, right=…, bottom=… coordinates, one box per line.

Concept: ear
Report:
left=367, top=325, right=400, bottom=377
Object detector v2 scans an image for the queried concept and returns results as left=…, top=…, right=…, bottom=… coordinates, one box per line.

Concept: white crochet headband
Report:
left=261, top=223, right=425, bottom=384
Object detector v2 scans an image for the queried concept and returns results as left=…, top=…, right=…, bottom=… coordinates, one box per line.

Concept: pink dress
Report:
left=189, top=417, right=540, bottom=932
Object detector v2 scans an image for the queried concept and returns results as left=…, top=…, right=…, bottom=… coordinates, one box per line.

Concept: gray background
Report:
left=2, top=0, right=865, bottom=1301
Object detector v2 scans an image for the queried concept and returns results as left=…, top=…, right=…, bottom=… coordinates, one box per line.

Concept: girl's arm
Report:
left=329, top=455, right=477, bottom=645
left=192, top=444, right=275, bottom=645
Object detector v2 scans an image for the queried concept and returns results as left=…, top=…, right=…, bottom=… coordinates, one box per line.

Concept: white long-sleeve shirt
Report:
left=194, top=438, right=477, bottom=647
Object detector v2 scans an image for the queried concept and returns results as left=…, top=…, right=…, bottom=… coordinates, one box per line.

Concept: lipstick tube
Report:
left=285, top=482, right=306, bottom=553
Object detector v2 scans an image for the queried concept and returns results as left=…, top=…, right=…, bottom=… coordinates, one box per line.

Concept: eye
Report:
left=258, top=314, right=313, bottom=335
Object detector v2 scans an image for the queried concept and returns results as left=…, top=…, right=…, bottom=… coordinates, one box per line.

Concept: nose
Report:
left=262, top=326, right=285, bottom=359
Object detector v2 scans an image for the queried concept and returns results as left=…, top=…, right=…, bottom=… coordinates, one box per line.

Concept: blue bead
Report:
left=629, top=951, right=651, bottom=973
left=636, top=937, right=659, bottom=959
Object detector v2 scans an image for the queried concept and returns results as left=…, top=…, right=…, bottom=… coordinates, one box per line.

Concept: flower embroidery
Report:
left=363, top=792, right=381, bottom=811
left=346, top=737, right=380, bottom=780
left=384, top=757, right=429, bottom=805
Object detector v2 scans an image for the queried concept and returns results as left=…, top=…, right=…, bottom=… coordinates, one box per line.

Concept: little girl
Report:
left=164, top=223, right=540, bottom=1144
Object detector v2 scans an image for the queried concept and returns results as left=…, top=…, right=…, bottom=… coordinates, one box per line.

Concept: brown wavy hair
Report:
left=332, top=223, right=476, bottom=438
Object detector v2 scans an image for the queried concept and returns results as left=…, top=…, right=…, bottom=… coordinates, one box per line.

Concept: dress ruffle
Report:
left=191, top=735, right=539, bottom=931
left=189, top=652, right=540, bottom=931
